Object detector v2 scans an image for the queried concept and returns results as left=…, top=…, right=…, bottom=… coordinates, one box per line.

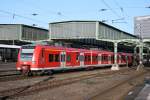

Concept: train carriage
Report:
left=16, top=45, right=133, bottom=75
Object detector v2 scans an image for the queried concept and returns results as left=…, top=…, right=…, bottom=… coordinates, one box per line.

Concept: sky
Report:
left=0, top=0, right=150, bottom=34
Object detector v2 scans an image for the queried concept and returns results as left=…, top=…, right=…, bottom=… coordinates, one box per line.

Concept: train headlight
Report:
left=32, top=61, right=36, bottom=64
left=22, top=65, right=30, bottom=70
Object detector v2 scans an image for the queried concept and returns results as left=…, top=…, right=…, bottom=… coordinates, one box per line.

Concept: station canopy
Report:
left=49, top=20, right=137, bottom=40
left=0, top=24, right=49, bottom=45
left=49, top=20, right=138, bottom=52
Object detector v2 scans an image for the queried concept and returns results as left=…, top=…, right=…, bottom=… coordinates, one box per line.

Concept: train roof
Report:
left=22, top=45, right=133, bottom=55
left=34, top=45, right=113, bottom=53
left=119, top=52, right=133, bottom=56
left=0, top=44, right=21, bottom=49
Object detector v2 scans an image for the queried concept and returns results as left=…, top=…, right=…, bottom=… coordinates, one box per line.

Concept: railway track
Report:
left=0, top=67, right=115, bottom=82
left=0, top=69, right=20, bottom=77
left=0, top=68, right=134, bottom=100
left=0, top=70, right=23, bottom=82
left=0, top=74, right=47, bottom=83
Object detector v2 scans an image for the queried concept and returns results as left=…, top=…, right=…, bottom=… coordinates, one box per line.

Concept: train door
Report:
left=111, top=55, right=114, bottom=64
left=108, top=55, right=111, bottom=64
left=98, top=54, right=102, bottom=65
left=66, top=52, right=73, bottom=67
left=126, top=56, right=128, bottom=67
left=60, top=51, right=66, bottom=68
left=80, top=53, right=84, bottom=67
left=102, top=54, right=108, bottom=64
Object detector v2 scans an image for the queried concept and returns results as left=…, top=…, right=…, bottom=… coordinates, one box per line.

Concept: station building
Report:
left=0, top=24, right=49, bottom=62
left=134, top=15, right=150, bottom=39
left=134, top=16, right=150, bottom=65
left=49, top=20, right=137, bottom=52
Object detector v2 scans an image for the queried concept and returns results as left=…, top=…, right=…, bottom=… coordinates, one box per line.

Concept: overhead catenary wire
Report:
left=0, top=9, right=48, bottom=25
left=113, top=0, right=124, bottom=12
left=100, top=0, right=122, bottom=18
left=20, top=0, right=70, bottom=19
left=112, top=0, right=128, bottom=24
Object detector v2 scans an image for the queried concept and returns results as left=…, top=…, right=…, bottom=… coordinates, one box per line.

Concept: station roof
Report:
left=50, top=20, right=137, bottom=39
left=49, top=20, right=137, bottom=41
left=0, top=24, right=48, bottom=31
left=0, top=24, right=49, bottom=41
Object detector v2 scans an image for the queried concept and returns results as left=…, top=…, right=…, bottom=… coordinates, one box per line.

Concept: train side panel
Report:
left=44, top=48, right=61, bottom=68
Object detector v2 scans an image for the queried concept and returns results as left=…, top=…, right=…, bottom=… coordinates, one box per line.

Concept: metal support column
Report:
left=111, top=41, right=119, bottom=70
left=137, top=42, right=144, bottom=71
left=133, top=47, right=137, bottom=66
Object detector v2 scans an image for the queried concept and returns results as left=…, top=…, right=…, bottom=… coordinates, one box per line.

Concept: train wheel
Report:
left=47, top=70, right=53, bottom=75
left=21, top=70, right=32, bottom=76
left=85, top=67, right=93, bottom=71
left=27, top=71, right=33, bottom=76
left=21, top=70, right=28, bottom=76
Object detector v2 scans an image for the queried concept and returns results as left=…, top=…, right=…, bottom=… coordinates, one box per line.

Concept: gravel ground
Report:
left=0, top=67, right=112, bottom=91
left=7, top=67, right=148, bottom=100
left=0, top=76, right=52, bottom=91
left=0, top=67, right=116, bottom=92
left=0, top=67, right=149, bottom=100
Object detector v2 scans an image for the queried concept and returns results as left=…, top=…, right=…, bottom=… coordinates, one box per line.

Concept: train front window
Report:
left=20, top=46, right=35, bottom=61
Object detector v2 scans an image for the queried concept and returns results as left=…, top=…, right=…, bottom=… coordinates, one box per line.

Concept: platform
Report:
left=126, top=76, right=150, bottom=100
left=0, top=62, right=16, bottom=71
left=135, top=84, right=150, bottom=100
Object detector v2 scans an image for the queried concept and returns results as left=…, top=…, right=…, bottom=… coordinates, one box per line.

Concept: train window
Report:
left=88, top=55, right=91, bottom=61
left=111, top=56, right=114, bottom=61
left=22, top=46, right=35, bottom=49
left=42, top=48, right=44, bottom=57
left=95, top=56, right=98, bottom=61
left=49, top=54, right=54, bottom=62
left=122, top=56, right=126, bottom=61
left=55, top=54, right=60, bottom=62
left=76, top=53, right=79, bottom=61
left=103, top=56, right=106, bottom=61
left=84, top=55, right=88, bottom=62
left=92, top=56, right=94, bottom=61
left=102, top=55, right=108, bottom=61
left=92, top=55, right=98, bottom=61
left=102, top=55, right=103, bottom=61
left=105, top=56, right=108, bottom=61
left=67, top=55, right=71, bottom=62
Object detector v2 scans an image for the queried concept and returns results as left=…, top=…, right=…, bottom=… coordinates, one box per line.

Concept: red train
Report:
left=16, top=45, right=133, bottom=75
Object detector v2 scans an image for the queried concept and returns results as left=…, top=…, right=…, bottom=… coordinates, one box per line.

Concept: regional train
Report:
left=16, top=45, right=133, bottom=75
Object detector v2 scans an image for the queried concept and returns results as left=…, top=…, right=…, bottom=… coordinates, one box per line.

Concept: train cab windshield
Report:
left=20, top=46, right=35, bottom=61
